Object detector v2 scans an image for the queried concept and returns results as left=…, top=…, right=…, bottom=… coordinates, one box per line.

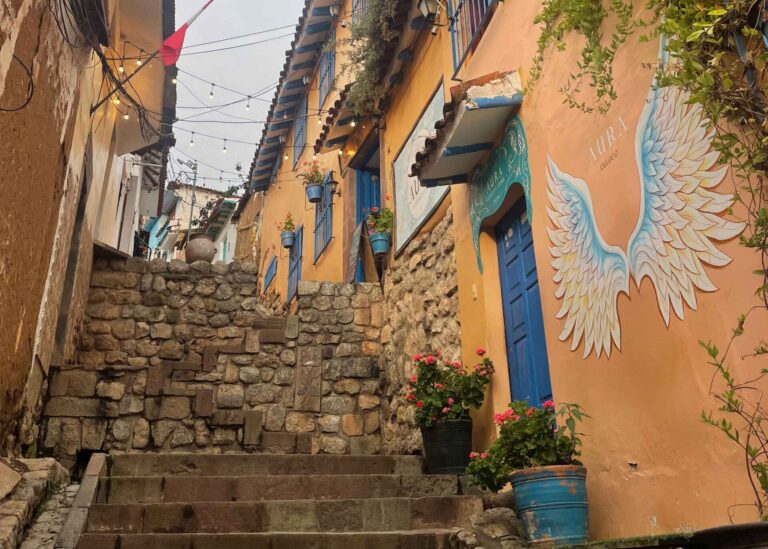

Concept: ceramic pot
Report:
left=369, top=231, right=391, bottom=256
left=281, top=231, right=296, bottom=249
left=420, top=419, right=473, bottom=474
left=185, top=233, right=216, bottom=264
left=305, top=183, right=323, bottom=203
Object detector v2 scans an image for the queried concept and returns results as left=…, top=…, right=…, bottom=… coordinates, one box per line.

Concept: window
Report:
left=287, top=226, right=303, bottom=303
left=263, top=255, right=277, bottom=293
left=314, top=172, right=334, bottom=262
left=293, top=94, right=308, bottom=166
left=352, top=0, right=367, bottom=25
left=318, top=29, right=336, bottom=109
left=448, top=0, right=496, bottom=76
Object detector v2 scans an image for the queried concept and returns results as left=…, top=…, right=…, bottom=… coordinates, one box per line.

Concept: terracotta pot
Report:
left=186, top=233, right=217, bottom=264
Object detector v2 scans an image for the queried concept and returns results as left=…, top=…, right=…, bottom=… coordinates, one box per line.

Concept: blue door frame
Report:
left=355, top=148, right=381, bottom=282
left=496, top=200, right=552, bottom=405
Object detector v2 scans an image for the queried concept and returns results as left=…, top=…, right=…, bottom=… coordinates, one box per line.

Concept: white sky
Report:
left=169, top=0, right=305, bottom=191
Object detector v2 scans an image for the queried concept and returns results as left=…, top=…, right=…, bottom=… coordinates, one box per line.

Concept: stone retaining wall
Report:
left=40, top=258, right=383, bottom=467
left=380, top=208, right=462, bottom=455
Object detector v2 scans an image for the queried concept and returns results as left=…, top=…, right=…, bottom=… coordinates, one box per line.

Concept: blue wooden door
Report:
left=496, top=201, right=552, bottom=405
left=287, top=226, right=303, bottom=303
left=355, top=169, right=380, bottom=282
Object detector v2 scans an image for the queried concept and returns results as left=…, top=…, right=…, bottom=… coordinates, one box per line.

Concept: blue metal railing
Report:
left=448, top=0, right=496, bottom=77
left=287, top=226, right=303, bottom=303
left=319, top=29, right=336, bottom=109
left=263, top=255, right=277, bottom=293
left=293, top=94, right=308, bottom=167
left=314, top=172, right=334, bottom=262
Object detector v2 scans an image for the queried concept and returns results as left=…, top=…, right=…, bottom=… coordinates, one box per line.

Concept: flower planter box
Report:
left=421, top=419, right=473, bottom=474
left=305, top=183, right=323, bottom=203
left=369, top=231, right=391, bottom=256
left=281, top=231, right=296, bottom=249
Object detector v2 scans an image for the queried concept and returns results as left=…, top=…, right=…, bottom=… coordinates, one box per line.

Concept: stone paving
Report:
left=19, top=483, right=79, bottom=549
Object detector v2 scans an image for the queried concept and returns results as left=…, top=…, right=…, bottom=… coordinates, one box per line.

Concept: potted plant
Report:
left=465, top=400, right=590, bottom=546
left=279, top=213, right=296, bottom=249
left=298, top=160, right=326, bottom=203
left=407, top=348, right=494, bottom=474
left=366, top=206, right=393, bottom=257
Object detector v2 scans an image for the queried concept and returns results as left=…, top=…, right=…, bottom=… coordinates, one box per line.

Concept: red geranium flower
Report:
left=476, top=347, right=486, bottom=356
left=413, top=354, right=423, bottom=361
left=416, top=401, right=423, bottom=408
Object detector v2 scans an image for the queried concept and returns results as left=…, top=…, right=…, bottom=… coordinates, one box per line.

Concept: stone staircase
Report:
left=74, top=453, right=483, bottom=548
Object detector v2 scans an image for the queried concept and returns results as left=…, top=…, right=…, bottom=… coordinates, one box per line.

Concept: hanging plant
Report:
left=528, top=0, right=635, bottom=114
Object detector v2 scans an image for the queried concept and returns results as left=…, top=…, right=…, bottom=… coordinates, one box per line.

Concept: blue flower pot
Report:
left=281, top=231, right=296, bottom=249
left=510, top=465, right=589, bottom=546
left=369, top=231, right=391, bottom=257
left=305, top=183, right=323, bottom=203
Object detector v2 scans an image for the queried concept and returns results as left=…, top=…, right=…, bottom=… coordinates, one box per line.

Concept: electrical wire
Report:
left=0, top=55, right=35, bottom=112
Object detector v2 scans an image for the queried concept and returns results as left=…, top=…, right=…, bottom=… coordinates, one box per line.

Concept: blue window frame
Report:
left=318, top=29, right=336, bottom=109
left=287, top=226, right=303, bottom=303
left=263, top=255, right=277, bottom=293
left=352, top=0, right=367, bottom=25
left=314, top=172, right=334, bottom=262
left=293, top=95, right=308, bottom=167
left=448, top=0, right=496, bottom=76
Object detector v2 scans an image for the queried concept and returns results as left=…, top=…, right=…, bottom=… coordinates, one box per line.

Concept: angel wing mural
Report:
left=547, top=84, right=745, bottom=359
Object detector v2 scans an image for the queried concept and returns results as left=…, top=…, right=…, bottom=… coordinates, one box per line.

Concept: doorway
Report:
left=495, top=199, right=552, bottom=405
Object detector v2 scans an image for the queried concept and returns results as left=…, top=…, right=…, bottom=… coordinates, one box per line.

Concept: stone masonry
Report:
left=380, top=208, right=462, bottom=455
left=40, top=257, right=384, bottom=467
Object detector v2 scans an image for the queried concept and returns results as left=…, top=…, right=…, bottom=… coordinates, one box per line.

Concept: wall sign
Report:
left=393, top=82, right=450, bottom=254
left=469, top=115, right=532, bottom=272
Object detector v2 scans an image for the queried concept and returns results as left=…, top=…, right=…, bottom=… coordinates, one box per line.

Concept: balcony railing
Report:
left=448, top=0, right=496, bottom=77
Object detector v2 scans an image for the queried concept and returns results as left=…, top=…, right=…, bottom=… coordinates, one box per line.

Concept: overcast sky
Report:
left=169, top=0, right=304, bottom=191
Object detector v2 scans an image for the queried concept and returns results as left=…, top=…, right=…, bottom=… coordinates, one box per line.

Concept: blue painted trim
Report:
left=314, top=172, right=334, bottom=262
left=292, top=59, right=316, bottom=71
left=311, top=6, right=333, bottom=17
left=270, top=120, right=293, bottom=130
left=278, top=93, right=302, bottom=104
left=253, top=168, right=271, bottom=176
left=295, top=41, right=323, bottom=54
left=260, top=145, right=280, bottom=155
left=443, top=142, right=493, bottom=156
left=470, top=93, right=523, bottom=110
left=324, top=135, right=349, bottom=148
left=263, top=255, right=278, bottom=293
left=305, top=21, right=331, bottom=35
left=293, top=94, right=308, bottom=166
left=257, top=159, right=273, bottom=167
left=284, top=79, right=306, bottom=90
left=265, top=136, right=281, bottom=144
left=337, top=116, right=354, bottom=126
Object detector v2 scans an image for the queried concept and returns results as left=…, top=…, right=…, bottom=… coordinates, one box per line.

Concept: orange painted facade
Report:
left=243, top=0, right=765, bottom=538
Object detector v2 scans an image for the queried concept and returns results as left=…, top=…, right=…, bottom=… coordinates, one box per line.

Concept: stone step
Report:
left=76, top=530, right=454, bottom=549
left=109, top=454, right=424, bottom=477
left=106, top=474, right=460, bottom=503
left=86, top=497, right=483, bottom=534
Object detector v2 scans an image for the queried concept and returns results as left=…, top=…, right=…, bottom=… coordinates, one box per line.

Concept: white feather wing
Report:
left=546, top=157, right=630, bottom=358
left=629, top=86, right=745, bottom=325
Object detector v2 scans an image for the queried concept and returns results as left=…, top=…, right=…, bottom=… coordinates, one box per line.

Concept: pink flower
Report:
left=442, top=407, right=450, bottom=413
left=433, top=383, right=444, bottom=390
left=543, top=400, right=555, bottom=409
left=453, top=361, right=461, bottom=368
left=480, top=453, right=489, bottom=459
left=527, top=408, right=535, bottom=417
left=476, top=347, right=486, bottom=356
left=413, top=354, right=423, bottom=361
left=425, top=356, right=436, bottom=365
left=447, top=397, right=455, bottom=405
left=493, top=409, right=516, bottom=425
left=416, top=401, right=423, bottom=408
left=469, top=452, right=479, bottom=459
left=410, top=375, right=417, bottom=383
left=406, top=394, right=415, bottom=401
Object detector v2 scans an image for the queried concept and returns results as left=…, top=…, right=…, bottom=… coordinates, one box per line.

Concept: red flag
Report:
left=159, top=0, right=214, bottom=66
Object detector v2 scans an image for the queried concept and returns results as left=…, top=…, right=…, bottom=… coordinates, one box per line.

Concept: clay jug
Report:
left=186, top=233, right=217, bottom=263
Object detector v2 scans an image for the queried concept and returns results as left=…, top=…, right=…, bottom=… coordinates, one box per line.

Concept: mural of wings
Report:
left=628, top=85, right=745, bottom=326
left=546, top=157, right=630, bottom=359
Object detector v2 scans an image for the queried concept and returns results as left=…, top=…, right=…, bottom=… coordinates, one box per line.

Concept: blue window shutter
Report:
left=263, top=256, right=278, bottom=293
left=287, top=226, right=304, bottom=303
left=293, top=95, right=308, bottom=167
left=314, top=172, right=334, bottom=262
left=318, top=29, right=336, bottom=109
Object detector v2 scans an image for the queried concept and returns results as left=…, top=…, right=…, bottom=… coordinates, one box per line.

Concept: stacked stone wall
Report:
left=40, top=257, right=383, bottom=467
left=380, top=208, right=462, bottom=454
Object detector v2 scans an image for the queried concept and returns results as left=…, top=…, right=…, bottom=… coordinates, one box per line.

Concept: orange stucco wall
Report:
left=250, top=0, right=765, bottom=538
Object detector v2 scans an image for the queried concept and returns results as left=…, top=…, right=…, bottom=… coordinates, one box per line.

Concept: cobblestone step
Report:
left=76, top=530, right=454, bottom=548
left=85, top=497, right=483, bottom=534
left=109, top=453, right=424, bottom=477
left=106, top=474, right=459, bottom=503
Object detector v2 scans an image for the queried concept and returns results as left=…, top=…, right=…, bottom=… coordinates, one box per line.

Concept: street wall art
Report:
left=546, top=82, right=745, bottom=359
left=393, top=82, right=450, bottom=254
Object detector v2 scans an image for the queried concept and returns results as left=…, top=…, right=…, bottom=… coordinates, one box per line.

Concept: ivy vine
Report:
left=528, top=0, right=634, bottom=114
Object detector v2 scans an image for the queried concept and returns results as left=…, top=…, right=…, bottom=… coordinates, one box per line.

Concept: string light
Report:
left=209, top=83, right=215, bottom=99
left=190, top=132, right=195, bottom=146
left=338, top=149, right=343, bottom=156
left=246, top=96, right=251, bottom=111
left=172, top=77, right=177, bottom=85
left=283, top=153, right=289, bottom=161
left=351, top=119, right=356, bottom=127
left=123, top=113, right=130, bottom=120
left=136, top=50, right=145, bottom=66
left=317, top=116, right=322, bottom=125
left=118, top=66, right=125, bottom=74
left=222, top=139, right=228, bottom=154
left=313, top=154, right=317, bottom=160
left=113, top=97, right=121, bottom=105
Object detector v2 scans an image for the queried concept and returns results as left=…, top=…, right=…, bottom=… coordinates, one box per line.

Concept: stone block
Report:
left=96, top=381, right=126, bottom=401
left=150, top=323, right=173, bottom=339
left=213, top=428, right=237, bottom=446
left=342, top=358, right=380, bottom=379
left=363, top=498, right=411, bottom=531
left=318, top=435, right=348, bottom=455
left=49, top=370, right=98, bottom=397
left=212, top=410, right=244, bottom=426
left=243, top=410, right=264, bottom=446
left=349, top=435, right=381, bottom=455
left=170, top=426, right=195, bottom=448
left=146, top=363, right=172, bottom=396
left=132, top=419, right=150, bottom=449
left=151, top=420, right=177, bottom=446
left=44, top=398, right=118, bottom=418
left=264, top=405, right=286, bottom=431
left=158, top=340, right=184, bottom=360
left=261, top=432, right=297, bottom=454
left=81, top=419, right=107, bottom=450
left=246, top=384, right=280, bottom=405
left=296, top=433, right=313, bottom=454
left=216, top=385, right=245, bottom=409
left=358, top=394, right=380, bottom=410
left=239, top=367, right=261, bottom=384
left=0, top=464, right=21, bottom=500
left=364, top=412, right=380, bottom=434
left=342, top=414, right=364, bottom=436
left=321, top=395, right=355, bottom=415
left=146, top=397, right=190, bottom=420
left=297, top=280, right=321, bottom=296
left=285, top=412, right=316, bottom=433
left=317, top=415, right=340, bottom=433
left=333, top=379, right=361, bottom=395
left=244, top=329, right=260, bottom=353
left=285, top=316, right=299, bottom=339
left=194, top=388, right=214, bottom=417
left=274, top=366, right=294, bottom=386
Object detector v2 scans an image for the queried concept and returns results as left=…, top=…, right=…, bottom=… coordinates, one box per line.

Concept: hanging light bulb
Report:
left=351, top=119, right=356, bottom=127
left=222, top=139, right=228, bottom=154
left=219, top=171, right=223, bottom=183
left=123, top=113, right=130, bottom=120
left=113, top=97, right=121, bottom=105
left=283, top=153, right=289, bottom=161
left=136, top=50, right=144, bottom=66
left=209, top=83, right=215, bottom=99
left=171, top=77, right=177, bottom=85
left=118, top=65, right=125, bottom=74
left=246, top=96, right=251, bottom=111
left=338, top=149, right=343, bottom=156
left=190, top=132, right=195, bottom=147
left=317, top=116, right=322, bottom=125
left=313, top=154, right=317, bottom=160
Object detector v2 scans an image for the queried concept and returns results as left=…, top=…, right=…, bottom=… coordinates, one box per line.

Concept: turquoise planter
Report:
left=369, top=231, right=391, bottom=256
left=305, top=183, right=323, bottom=203
left=510, top=465, right=589, bottom=546
left=281, top=231, right=296, bottom=249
